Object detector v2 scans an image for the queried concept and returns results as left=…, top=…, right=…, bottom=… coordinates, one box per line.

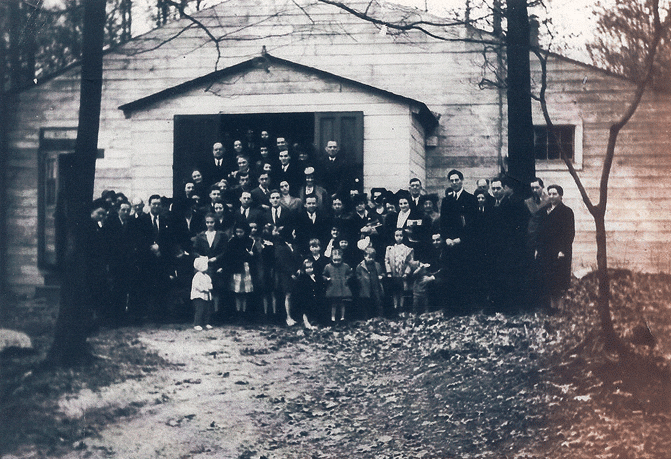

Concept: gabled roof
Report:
left=118, top=52, right=439, bottom=131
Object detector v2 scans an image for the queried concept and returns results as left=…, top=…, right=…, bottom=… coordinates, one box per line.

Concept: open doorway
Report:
left=174, top=112, right=314, bottom=195
left=173, top=111, right=363, bottom=197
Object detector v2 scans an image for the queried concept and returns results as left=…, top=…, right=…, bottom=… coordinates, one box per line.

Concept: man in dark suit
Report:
left=317, top=140, right=352, bottom=197
left=439, top=169, right=478, bottom=314
left=440, top=169, right=478, bottom=242
left=488, top=176, right=530, bottom=313
left=134, top=195, right=175, bottom=322
left=105, top=201, right=137, bottom=326
left=276, top=149, right=303, bottom=194
left=234, top=190, right=263, bottom=226
left=294, top=195, right=329, bottom=253
left=250, top=172, right=272, bottom=209
left=407, top=178, right=424, bottom=216
left=263, top=189, right=293, bottom=231
left=86, top=199, right=111, bottom=329
left=525, top=177, right=550, bottom=308
left=201, top=142, right=233, bottom=187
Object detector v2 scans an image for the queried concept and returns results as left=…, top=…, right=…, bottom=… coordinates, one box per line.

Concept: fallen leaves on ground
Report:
left=248, top=271, right=671, bottom=458
left=1, top=270, right=671, bottom=458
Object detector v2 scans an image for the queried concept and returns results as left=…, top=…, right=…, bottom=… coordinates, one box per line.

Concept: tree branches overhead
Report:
left=316, top=0, right=500, bottom=44
left=588, top=0, right=671, bottom=92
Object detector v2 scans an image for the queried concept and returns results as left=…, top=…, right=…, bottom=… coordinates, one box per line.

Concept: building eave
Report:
left=117, top=52, right=439, bottom=132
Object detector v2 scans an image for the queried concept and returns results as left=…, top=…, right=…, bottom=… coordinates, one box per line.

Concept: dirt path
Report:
left=37, top=314, right=559, bottom=459
left=5, top=289, right=671, bottom=459
left=51, top=325, right=328, bottom=459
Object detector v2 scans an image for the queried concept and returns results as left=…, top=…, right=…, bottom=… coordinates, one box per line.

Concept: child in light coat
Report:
left=384, top=228, right=414, bottom=311
left=191, top=256, right=213, bottom=330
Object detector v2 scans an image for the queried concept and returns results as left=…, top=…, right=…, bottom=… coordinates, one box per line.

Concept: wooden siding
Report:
left=123, top=63, right=419, bottom=199
left=4, top=0, right=671, bottom=293
left=525, top=55, right=671, bottom=272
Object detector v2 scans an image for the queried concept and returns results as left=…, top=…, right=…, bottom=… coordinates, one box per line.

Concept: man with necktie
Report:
left=439, top=169, right=478, bottom=314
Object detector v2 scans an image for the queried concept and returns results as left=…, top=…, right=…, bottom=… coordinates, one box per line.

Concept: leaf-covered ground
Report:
left=1, top=270, right=671, bottom=458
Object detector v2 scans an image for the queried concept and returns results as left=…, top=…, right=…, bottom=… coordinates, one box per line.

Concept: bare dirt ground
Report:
left=2, top=270, right=671, bottom=459
left=56, top=326, right=329, bottom=459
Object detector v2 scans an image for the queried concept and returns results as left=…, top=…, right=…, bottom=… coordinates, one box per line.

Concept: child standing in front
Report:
left=191, top=256, right=213, bottom=331
left=323, top=248, right=353, bottom=323
left=292, top=259, right=322, bottom=329
left=228, top=222, right=255, bottom=317
left=355, top=247, right=385, bottom=319
left=306, top=238, right=328, bottom=280
left=410, top=259, right=436, bottom=314
left=385, top=228, right=414, bottom=311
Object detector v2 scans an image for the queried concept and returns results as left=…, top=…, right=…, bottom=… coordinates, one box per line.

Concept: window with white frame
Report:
left=533, top=123, right=582, bottom=169
left=534, top=125, right=574, bottom=160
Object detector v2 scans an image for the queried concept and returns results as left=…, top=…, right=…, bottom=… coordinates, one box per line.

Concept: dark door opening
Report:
left=174, top=112, right=314, bottom=196
left=173, top=111, right=363, bottom=197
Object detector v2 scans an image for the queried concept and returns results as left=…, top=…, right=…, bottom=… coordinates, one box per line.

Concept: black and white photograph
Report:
left=1, top=0, right=671, bottom=457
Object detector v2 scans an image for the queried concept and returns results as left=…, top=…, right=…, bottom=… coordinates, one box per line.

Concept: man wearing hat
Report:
left=298, top=166, right=330, bottom=212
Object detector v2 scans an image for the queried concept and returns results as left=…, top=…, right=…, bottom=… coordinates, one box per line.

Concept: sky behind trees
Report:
left=391, top=0, right=600, bottom=62
left=36, top=0, right=608, bottom=63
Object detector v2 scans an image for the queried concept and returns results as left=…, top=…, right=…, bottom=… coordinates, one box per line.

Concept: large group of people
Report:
left=85, top=133, right=575, bottom=330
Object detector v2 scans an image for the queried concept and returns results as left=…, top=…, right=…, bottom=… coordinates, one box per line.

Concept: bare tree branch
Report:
left=317, top=0, right=501, bottom=45
left=124, top=22, right=197, bottom=56
left=166, top=0, right=221, bottom=69
left=292, top=0, right=317, bottom=24
left=532, top=47, right=596, bottom=216
left=599, top=0, right=667, bottom=214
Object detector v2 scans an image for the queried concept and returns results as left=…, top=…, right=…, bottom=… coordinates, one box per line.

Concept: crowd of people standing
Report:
left=85, top=131, right=575, bottom=330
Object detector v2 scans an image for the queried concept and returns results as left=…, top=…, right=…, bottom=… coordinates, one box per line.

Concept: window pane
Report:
left=533, top=125, right=575, bottom=161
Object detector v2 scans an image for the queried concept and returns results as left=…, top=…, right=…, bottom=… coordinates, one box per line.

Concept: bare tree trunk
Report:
left=8, top=0, right=21, bottom=90
left=121, top=0, right=132, bottom=42
left=0, top=5, right=8, bottom=294
left=69, top=1, right=82, bottom=62
left=47, top=0, right=106, bottom=367
left=22, top=1, right=38, bottom=85
left=594, top=214, right=618, bottom=345
left=505, top=0, right=535, bottom=190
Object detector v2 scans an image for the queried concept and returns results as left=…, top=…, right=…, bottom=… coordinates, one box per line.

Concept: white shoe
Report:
left=303, top=314, right=315, bottom=330
left=286, top=317, right=296, bottom=327
left=205, top=324, right=213, bottom=330
left=194, top=326, right=203, bottom=331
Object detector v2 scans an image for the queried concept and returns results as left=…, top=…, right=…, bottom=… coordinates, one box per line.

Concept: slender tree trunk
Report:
left=47, top=0, right=106, bottom=367
left=593, top=214, right=617, bottom=340
left=71, top=0, right=83, bottom=61
left=0, top=5, right=8, bottom=294
left=8, top=0, right=21, bottom=90
left=22, top=1, right=38, bottom=86
left=121, top=0, right=132, bottom=42
left=505, top=0, right=535, bottom=190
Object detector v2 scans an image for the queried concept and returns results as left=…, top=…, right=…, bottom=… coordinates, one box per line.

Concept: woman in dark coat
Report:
left=191, top=213, right=228, bottom=315
left=536, top=184, right=575, bottom=311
